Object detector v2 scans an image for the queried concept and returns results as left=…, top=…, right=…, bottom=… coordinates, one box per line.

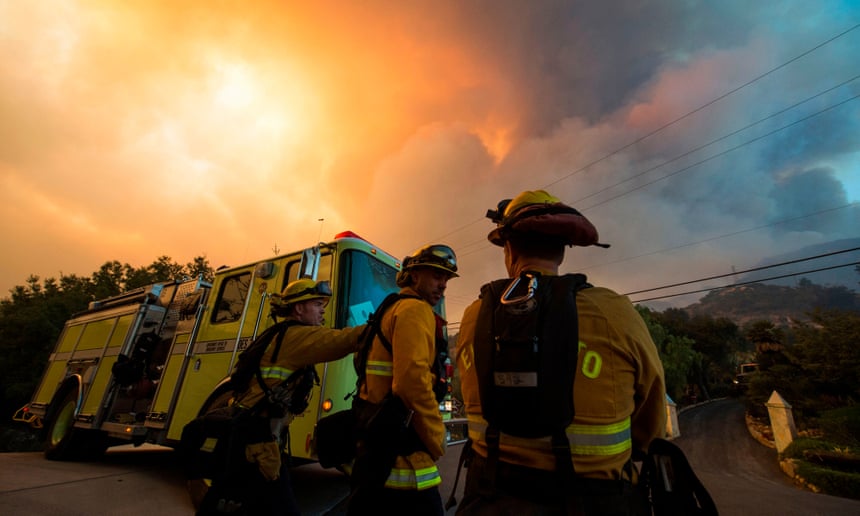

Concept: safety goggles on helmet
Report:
left=272, top=279, right=333, bottom=310
left=402, top=244, right=459, bottom=277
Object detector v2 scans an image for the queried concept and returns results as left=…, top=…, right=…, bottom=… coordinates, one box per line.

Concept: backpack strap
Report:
left=372, top=293, right=423, bottom=355
left=472, top=273, right=590, bottom=512
left=251, top=320, right=303, bottom=412
left=353, top=293, right=423, bottom=392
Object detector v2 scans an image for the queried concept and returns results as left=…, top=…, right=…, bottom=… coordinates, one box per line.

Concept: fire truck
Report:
left=14, top=231, right=456, bottom=461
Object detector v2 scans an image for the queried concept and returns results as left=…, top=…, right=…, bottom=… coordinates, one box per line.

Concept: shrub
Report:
left=782, top=437, right=860, bottom=499
left=793, top=461, right=860, bottom=500
left=782, top=437, right=834, bottom=459
left=816, top=406, right=860, bottom=448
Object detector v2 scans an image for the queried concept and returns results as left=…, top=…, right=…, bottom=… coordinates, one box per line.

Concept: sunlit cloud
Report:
left=1, top=1, right=858, bottom=323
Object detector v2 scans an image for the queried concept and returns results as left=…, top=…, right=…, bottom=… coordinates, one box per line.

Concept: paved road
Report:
left=0, top=441, right=466, bottom=515
left=2, top=400, right=858, bottom=515
left=674, top=398, right=860, bottom=516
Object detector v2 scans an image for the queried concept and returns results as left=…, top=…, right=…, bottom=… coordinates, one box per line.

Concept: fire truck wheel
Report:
left=44, top=387, right=108, bottom=461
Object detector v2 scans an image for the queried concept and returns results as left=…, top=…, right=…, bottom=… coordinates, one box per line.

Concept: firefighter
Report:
left=454, top=190, right=666, bottom=515
left=195, top=278, right=366, bottom=516
left=347, top=244, right=459, bottom=516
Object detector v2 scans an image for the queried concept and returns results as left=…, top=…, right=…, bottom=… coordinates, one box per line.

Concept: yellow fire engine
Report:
left=14, top=231, right=453, bottom=461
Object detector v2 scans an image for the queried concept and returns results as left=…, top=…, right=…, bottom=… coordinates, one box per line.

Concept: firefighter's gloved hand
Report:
left=245, top=441, right=281, bottom=481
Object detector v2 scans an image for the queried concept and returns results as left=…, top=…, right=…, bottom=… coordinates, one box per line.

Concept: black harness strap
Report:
left=470, top=273, right=590, bottom=514
left=372, top=294, right=422, bottom=355
left=251, top=320, right=301, bottom=414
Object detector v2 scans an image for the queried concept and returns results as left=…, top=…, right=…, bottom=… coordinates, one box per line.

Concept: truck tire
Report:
left=44, top=387, right=108, bottom=461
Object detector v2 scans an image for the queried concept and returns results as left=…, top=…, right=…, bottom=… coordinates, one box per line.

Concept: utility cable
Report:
left=629, top=262, right=860, bottom=304
left=624, top=247, right=860, bottom=296
left=543, top=22, right=860, bottom=191
left=578, top=202, right=858, bottom=272
left=441, top=87, right=860, bottom=259
left=581, top=92, right=860, bottom=211
left=426, top=23, right=860, bottom=245
left=575, top=74, right=860, bottom=207
left=457, top=199, right=858, bottom=261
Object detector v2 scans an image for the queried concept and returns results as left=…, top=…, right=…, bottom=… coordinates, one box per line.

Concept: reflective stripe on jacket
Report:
left=466, top=416, right=632, bottom=456
left=236, top=323, right=366, bottom=409
left=456, top=281, right=666, bottom=480
left=359, top=286, right=445, bottom=491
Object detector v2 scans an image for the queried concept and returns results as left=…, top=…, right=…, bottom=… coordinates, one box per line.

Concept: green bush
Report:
left=782, top=437, right=834, bottom=459
left=794, top=460, right=860, bottom=500
left=782, top=437, right=860, bottom=499
left=817, top=406, right=860, bottom=448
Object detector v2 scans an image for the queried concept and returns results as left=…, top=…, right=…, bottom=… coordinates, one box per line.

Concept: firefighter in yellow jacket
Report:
left=194, top=278, right=366, bottom=516
left=455, top=190, right=666, bottom=515
left=347, top=244, right=459, bottom=516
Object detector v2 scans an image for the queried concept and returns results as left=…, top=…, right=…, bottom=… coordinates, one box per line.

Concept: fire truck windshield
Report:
left=337, top=250, right=399, bottom=328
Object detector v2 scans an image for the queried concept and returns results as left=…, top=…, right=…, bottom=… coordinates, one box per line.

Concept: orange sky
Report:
left=2, top=1, right=858, bottom=324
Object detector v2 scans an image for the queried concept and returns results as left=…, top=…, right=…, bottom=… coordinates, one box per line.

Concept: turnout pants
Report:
left=456, top=453, right=649, bottom=516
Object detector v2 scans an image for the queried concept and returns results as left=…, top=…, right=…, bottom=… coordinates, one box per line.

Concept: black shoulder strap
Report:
left=253, top=319, right=303, bottom=400
left=268, top=319, right=302, bottom=364
left=472, top=273, right=590, bottom=505
left=353, top=293, right=423, bottom=390
left=373, top=293, right=423, bottom=354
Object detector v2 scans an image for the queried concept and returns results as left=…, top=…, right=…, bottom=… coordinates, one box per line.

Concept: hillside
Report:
left=684, top=280, right=859, bottom=327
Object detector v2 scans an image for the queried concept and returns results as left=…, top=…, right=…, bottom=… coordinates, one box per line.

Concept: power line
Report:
left=581, top=92, right=860, bottom=211
left=457, top=198, right=858, bottom=262
left=624, top=247, right=860, bottom=296
left=629, top=261, right=860, bottom=304
left=446, top=259, right=860, bottom=327
left=543, top=23, right=860, bottom=192
left=427, top=23, right=860, bottom=245
left=578, top=202, right=858, bottom=272
left=575, top=74, right=860, bottom=207
left=441, top=78, right=860, bottom=259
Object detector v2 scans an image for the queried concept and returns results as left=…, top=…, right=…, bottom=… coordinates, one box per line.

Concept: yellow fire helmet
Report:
left=486, top=189, right=608, bottom=248
left=270, top=278, right=332, bottom=314
left=395, top=244, right=459, bottom=287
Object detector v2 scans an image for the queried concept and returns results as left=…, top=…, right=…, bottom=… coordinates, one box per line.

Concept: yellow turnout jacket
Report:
left=457, top=279, right=666, bottom=481
left=357, top=287, right=445, bottom=490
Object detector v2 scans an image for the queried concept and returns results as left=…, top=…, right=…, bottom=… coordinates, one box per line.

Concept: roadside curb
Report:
left=743, top=411, right=826, bottom=494
left=678, top=397, right=722, bottom=415
left=745, top=413, right=776, bottom=449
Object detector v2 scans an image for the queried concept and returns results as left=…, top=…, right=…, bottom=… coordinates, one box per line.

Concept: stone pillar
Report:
left=665, top=394, right=680, bottom=439
left=765, top=391, right=798, bottom=453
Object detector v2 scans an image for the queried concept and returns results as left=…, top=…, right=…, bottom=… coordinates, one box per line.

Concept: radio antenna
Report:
left=317, top=218, right=325, bottom=244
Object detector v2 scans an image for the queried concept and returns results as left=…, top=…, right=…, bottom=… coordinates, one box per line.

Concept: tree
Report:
left=637, top=306, right=699, bottom=403
left=744, top=320, right=784, bottom=350
left=649, top=309, right=747, bottom=399
left=0, top=255, right=214, bottom=418
left=747, top=309, right=860, bottom=421
left=187, top=255, right=214, bottom=283
left=791, top=309, right=860, bottom=406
